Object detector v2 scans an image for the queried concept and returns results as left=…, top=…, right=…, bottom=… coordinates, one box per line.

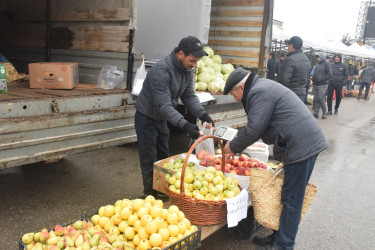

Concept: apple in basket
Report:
left=196, top=150, right=208, bottom=160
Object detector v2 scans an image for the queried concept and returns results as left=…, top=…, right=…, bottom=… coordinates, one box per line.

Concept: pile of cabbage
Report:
left=194, top=47, right=235, bottom=93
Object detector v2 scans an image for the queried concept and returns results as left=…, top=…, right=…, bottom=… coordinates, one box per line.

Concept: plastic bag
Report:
left=242, top=142, right=269, bottom=162
left=131, top=59, right=147, bottom=96
left=96, top=65, right=124, bottom=89
left=195, top=122, right=215, bottom=156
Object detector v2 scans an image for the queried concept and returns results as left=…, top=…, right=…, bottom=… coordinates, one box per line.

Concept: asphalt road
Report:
left=1, top=95, right=374, bottom=249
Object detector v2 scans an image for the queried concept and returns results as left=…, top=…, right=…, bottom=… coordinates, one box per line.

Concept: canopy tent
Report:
left=272, top=25, right=375, bottom=60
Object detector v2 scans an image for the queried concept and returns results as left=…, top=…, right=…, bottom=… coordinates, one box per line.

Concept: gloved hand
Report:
left=183, top=122, right=200, bottom=139
left=200, top=113, right=215, bottom=127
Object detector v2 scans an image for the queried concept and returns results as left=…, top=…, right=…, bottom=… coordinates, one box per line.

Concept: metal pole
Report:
left=46, top=0, right=51, bottom=62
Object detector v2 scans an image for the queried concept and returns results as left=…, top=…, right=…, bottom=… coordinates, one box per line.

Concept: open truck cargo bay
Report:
left=0, top=0, right=273, bottom=169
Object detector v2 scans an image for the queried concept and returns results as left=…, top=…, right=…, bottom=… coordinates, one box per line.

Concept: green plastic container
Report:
left=0, top=64, right=7, bottom=93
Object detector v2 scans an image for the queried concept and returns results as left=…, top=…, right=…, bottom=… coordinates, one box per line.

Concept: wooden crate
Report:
left=153, top=154, right=184, bottom=194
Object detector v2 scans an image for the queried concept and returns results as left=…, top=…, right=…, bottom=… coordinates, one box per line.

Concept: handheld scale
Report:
left=214, top=126, right=238, bottom=141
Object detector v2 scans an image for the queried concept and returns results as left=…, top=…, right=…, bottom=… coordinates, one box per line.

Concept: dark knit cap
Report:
left=223, top=67, right=249, bottom=95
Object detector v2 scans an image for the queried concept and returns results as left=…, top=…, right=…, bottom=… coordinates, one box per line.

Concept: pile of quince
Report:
left=21, top=196, right=198, bottom=250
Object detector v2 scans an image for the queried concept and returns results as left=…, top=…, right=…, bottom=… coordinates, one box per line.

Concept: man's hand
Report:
left=224, top=141, right=235, bottom=162
left=183, top=122, right=200, bottom=139
left=200, top=113, right=215, bottom=128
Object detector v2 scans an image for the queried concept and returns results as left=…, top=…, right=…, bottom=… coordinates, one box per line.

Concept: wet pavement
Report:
left=1, top=95, right=374, bottom=249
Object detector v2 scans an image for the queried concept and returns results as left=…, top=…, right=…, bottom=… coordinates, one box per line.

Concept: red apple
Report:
left=235, top=167, right=243, bottom=175
left=215, top=158, right=222, bottom=165
left=197, top=150, right=208, bottom=160
left=200, top=159, right=207, bottom=166
left=239, top=155, right=247, bottom=162
left=238, top=161, right=245, bottom=167
left=227, top=159, right=233, bottom=165
left=207, top=154, right=215, bottom=162
left=224, top=165, right=231, bottom=173
left=230, top=169, right=237, bottom=175
left=232, top=159, right=239, bottom=166
left=243, top=168, right=251, bottom=176
left=214, top=164, right=222, bottom=171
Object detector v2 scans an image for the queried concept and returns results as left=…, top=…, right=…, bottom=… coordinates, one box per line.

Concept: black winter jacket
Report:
left=279, top=49, right=311, bottom=96
left=230, top=74, right=328, bottom=165
left=312, top=53, right=332, bottom=86
left=135, top=51, right=206, bottom=129
left=329, top=54, right=348, bottom=86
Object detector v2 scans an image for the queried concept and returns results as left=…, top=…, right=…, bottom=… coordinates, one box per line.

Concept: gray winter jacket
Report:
left=230, top=74, right=328, bottom=165
left=279, top=49, right=311, bottom=96
left=312, top=53, right=332, bottom=86
left=135, top=51, right=206, bottom=129
left=360, top=66, right=375, bottom=84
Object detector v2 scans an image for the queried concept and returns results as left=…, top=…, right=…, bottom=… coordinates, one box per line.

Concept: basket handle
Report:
left=179, top=135, right=225, bottom=195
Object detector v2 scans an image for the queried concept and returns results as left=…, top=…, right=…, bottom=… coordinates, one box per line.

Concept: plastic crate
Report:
left=19, top=213, right=93, bottom=250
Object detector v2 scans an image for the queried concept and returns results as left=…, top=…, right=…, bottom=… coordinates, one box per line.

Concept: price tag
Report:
left=226, top=189, right=248, bottom=227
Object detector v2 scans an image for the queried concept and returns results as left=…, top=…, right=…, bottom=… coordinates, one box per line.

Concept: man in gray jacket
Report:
left=358, top=64, right=375, bottom=100
left=223, top=67, right=328, bottom=250
left=279, top=36, right=311, bottom=102
left=312, top=53, right=332, bottom=119
left=135, top=36, right=214, bottom=199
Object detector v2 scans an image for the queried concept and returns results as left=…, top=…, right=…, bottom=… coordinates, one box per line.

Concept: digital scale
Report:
left=214, top=126, right=238, bottom=141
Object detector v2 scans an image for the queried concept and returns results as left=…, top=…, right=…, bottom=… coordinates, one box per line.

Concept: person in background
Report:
left=327, top=53, right=348, bottom=115
left=358, top=63, right=375, bottom=100
left=277, top=52, right=286, bottom=81
left=312, top=53, right=332, bottom=119
left=326, top=56, right=330, bottom=63
left=266, top=52, right=279, bottom=81
left=134, top=36, right=215, bottom=199
left=347, top=64, right=354, bottom=90
left=222, top=67, right=328, bottom=250
left=278, top=36, right=311, bottom=102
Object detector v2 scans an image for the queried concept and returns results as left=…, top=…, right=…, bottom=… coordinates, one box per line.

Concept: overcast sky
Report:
left=273, top=0, right=364, bottom=42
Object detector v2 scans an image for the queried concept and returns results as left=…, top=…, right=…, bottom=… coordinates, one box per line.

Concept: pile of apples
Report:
left=196, top=149, right=267, bottom=176
left=166, top=166, right=241, bottom=200
left=21, top=197, right=198, bottom=250
left=162, top=157, right=196, bottom=172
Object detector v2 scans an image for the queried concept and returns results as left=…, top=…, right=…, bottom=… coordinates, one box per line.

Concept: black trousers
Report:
left=134, top=111, right=169, bottom=195
left=327, top=84, right=342, bottom=112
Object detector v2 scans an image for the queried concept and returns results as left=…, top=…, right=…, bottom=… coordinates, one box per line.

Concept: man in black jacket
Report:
left=279, top=36, right=311, bottom=102
left=266, top=52, right=279, bottom=81
left=327, top=53, right=348, bottom=114
left=135, top=36, right=215, bottom=199
left=223, top=67, right=328, bottom=250
left=312, top=53, right=332, bottom=119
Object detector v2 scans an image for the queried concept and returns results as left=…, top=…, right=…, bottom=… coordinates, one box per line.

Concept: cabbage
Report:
left=214, top=72, right=224, bottom=79
left=197, top=60, right=205, bottom=69
left=212, top=63, right=221, bottom=72
left=204, top=46, right=214, bottom=57
left=212, top=55, right=222, bottom=64
left=194, top=82, right=198, bottom=91
left=197, top=72, right=211, bottom=83
left=196, top=81, right=208, bottom=91
left=221, top=63, right=235, bottom=74
left=220, top=82, right=225, bottom=92
left=208, top=81, right=220, bottom=93
left=202, top=57, right=214, bottom=67
left=199, top=67, right=211, bottom=74
left=223, top=73, right=230, bottom=81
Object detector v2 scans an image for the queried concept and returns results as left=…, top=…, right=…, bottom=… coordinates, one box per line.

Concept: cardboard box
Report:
left=29, top=62, right=79, bottom=89
left=0, top=64, right=7, bottom=93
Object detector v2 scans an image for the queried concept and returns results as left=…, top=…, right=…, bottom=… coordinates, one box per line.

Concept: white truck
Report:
left=0, top=0, right=273, bottom=169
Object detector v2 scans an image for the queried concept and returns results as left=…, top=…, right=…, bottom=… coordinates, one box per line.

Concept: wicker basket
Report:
left=165, top=135, right=229, bottom=226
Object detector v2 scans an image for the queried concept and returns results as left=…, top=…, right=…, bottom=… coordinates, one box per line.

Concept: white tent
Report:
left=272, top=25, right=375, bottom=59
